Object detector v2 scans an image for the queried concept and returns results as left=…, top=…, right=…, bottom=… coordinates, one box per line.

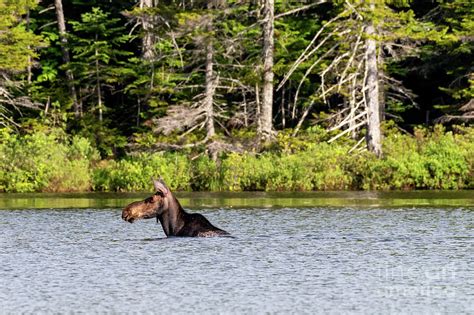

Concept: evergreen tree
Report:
left=0, top=0, right=471, bottom=161
left=148, top=2, right=263, bottom=154
left=0, top=0, right=44, bottom=126
left=418, top=0, right=473, bottom=123
left=68, top=7, right=131, bottom=122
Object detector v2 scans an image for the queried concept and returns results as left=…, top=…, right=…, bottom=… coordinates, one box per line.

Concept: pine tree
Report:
left=149, top=2, right=261, bottom=154
left=0, top=0, right=44, bottom=126
left=68, top=7, right=131, bottom=122
left=422, top=0, right=473, bottom=123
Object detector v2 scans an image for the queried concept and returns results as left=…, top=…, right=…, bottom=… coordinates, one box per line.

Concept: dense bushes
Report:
left=0, top=128, right=99, bottom=192
left=92, top=153, right=191, bottom=191
left=1, top=126, right=473, bottom=192
left=352, top=126, right=473, bottom=190
left=219, top=145, right=353, bottom=191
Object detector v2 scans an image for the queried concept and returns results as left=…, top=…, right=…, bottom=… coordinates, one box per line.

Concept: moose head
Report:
left=121, top=178, right=172, bottom=223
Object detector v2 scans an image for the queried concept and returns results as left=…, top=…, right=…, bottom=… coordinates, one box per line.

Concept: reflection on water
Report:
left=1, top=191, right=473, bottom=209
left=1, top=207, right=473, bottom=313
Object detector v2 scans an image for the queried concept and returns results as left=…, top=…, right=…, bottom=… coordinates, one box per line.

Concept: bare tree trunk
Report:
left=54, top=0, right=80, bottom=117
left=243, top=93, right=248, bottom=127
left=377, top=46, right=385, bottom=122
left=365, top=8, right=382, bottom=157
left=280, top=88, right=286, bottom=128
left=204, top=37, right=215, bottom=139
left=255, top=82, right=261, bottom=132
left=95, top=46, right=103, bottom=122
left=140, top=0, right=155, bottom=61
left=26, top=8, right=32, bottom=85
left=260, top=0, right=274, bottom=138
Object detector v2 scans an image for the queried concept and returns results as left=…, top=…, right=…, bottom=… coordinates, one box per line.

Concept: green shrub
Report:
left=267, top=145, right=352, bottom=191
left=454, top=126, right=474, bottom=188
left=308, top=144, right=353, bottom=190
left=2, top=125, right=472, bottom=192
left=221, top=153, right=271, bottom=191
left=355, top=131, right=432, bottom=190
left=420, top=127, right=470, bottom=189
left=350, top=125, right=472, bottom=190
left=219, top=144, right=353, bottom=192
left=92, top=152, right=191, bottom=192
left=0, top=129, right=97, bottom=192
left=191, top=156, right=222, bottom=191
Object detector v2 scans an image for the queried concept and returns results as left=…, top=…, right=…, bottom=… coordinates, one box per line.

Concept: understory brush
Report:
left=92, top=153, right=191, bottom=191
left=1, top=125, right=472, bottom=192
left=350, top=125, right=473, bottom=190
left=0, top=128, right=99, bottom=192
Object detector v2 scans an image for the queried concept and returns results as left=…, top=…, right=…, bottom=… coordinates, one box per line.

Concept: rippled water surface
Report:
left=1, top=206, right=473, bottom=313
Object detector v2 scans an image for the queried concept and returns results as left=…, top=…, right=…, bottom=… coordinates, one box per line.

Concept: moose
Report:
left=122, top=179, right=229, bottom=237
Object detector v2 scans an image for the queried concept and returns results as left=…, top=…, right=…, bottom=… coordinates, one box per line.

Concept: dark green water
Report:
left=1, top=191, right=473, bottom=209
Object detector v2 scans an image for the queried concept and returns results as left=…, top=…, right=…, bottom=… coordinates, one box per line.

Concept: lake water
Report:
left=1, top=192, right=473, bottom=314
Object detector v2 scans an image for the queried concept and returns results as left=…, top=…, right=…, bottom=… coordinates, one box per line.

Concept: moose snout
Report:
left=121, top=208, right=128, bottom=220
left=122, top=208, right=134, bottom=223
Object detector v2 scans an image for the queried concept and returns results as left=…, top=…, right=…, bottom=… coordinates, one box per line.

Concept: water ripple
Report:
left=1, top=207, right=473, bottom=314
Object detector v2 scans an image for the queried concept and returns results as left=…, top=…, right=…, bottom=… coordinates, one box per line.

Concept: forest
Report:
left=0, top=0, right=472, bottom=192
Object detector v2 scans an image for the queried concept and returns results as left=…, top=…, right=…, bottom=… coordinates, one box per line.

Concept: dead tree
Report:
left=140, top=0, right=156, bottom=61
left=260, top=0, right=275, bottom=139
left=54, top=0, right=80, bottom=117
left=204, top=18, right=216, bottom=139
left=364, top=4, right=382, bottom=157
left=279, top=1, right=418, bottom=156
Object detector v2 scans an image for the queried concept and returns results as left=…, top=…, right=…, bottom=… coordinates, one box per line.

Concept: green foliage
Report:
left=68, top=7, right=132, bottom=119
left=74, top=117, right=127, bottom=158
left=0, top=128, right=98, bottom=192
left=350, top=125, right=472, bottom=190
left=1, top=2, right=473, bottom=193
left=2, top=126, right=473, bottom=192
left=0, top=0, right=44, bottom=72
left=190, top=156, right=221, bottom=191
left=0, top=0, right=45, bottom=127
left=274, top=126, right=328, bottom=153
left=413, top=0, right=474, bottom=119
left=220, top=144, right=353, bottom=192
left=92, top=152, right=191, bottom=192
left=221, top=153, right=273, bottom=191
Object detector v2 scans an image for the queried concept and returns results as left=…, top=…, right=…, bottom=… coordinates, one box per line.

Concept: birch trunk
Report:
left=95, top=43, right=103, bottom=122
left=140, top=0, right=155, bottom=61
left=377, top=47, right=385, bottom=122
left=365, top=13, right=382, bottom=157
left=260, top=0, right=274, bottom=138
left=26, top=9, right=32, bottom=85
left=204, top=38, right=215, bottom=139
left=54, top=0, right=80, bottom=117
left=255, top=83, right=261, bottom=132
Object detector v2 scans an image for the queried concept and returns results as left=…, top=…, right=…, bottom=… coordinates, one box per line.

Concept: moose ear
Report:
left=152, top=177, right=170, bottom=196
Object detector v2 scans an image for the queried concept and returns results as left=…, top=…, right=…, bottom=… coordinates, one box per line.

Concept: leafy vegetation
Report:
left=0, top=128, right=99, bottom=192
left=1, top=126, right=472, bottom=192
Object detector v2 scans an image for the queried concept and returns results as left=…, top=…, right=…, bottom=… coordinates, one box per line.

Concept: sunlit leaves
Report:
left=0, top=0, right=43, bottom=72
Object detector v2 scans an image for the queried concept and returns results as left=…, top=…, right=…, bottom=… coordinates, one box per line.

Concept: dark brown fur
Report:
left=122, top=179, right=229, bottom=237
